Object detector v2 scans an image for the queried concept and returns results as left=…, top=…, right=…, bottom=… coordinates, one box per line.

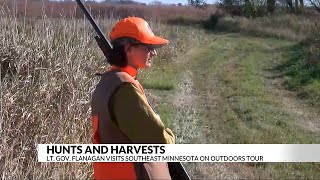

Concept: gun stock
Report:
left=168, top=162, right=191, bottom=180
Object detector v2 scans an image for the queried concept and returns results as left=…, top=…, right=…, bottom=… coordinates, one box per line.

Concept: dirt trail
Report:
left=167, top=46, right=242, bottom=179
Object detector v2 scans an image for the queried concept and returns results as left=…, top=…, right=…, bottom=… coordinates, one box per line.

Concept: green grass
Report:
left=217, top=37, right=317, bottom=143
left=156, top=104, right=174, bottom=127
left=140, top=65, right=177, bottom=91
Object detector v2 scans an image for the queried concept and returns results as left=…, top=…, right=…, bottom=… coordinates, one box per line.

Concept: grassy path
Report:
left=143, top=33, right=320, bottom=179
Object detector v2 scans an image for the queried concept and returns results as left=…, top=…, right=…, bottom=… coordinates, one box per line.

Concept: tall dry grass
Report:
left=0, top=1, right=215, bottom=22
left=0, top=5, right=209, bottom=178
left=0, top=11, right=104, bottom=179
left=206, top=13, right=320, bottom=42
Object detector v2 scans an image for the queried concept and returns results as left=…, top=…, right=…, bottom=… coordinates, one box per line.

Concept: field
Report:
left=1, top=1, right=320, bottom=179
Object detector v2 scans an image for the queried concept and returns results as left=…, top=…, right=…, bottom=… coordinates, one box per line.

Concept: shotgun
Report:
left=75, top=1, right=191, bottom=179
left=75, top=0, right=112, bottom=58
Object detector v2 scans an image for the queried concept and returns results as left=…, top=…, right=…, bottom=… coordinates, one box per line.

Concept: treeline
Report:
left=217, top=0, right=320, bottom=17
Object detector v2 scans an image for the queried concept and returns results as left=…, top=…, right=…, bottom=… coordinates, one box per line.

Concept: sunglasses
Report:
left=130, top=43, right=155, bottom=52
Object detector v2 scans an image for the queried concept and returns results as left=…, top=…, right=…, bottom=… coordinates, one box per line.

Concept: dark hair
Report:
left=106, top=37, right=140, bottom=67
left=106, top=45, right=127, bottom=67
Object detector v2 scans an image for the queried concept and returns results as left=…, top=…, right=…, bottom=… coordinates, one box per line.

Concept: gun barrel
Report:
left=75, top=0, right=112, bottom=50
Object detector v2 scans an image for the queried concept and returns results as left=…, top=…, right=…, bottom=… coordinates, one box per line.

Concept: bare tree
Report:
left=267, top=0, right=276, bottom=13
left=299, top=0, right=304, bottom=9
left=149, top=1, right=163, bottom=5
left=285, top=0, right=305, bottom=12
left=309, top=0, right=320, bottom=13
left=188, top=0, right=208, bottom=9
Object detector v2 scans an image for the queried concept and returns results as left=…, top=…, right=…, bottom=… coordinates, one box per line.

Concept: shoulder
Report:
left=115, top=82, right=143, bottom=97
left=97, top=70, right=134, bottom=83
left=110, top=82, right=147, bottom=111
left=103, top=71, right=135, bottom=83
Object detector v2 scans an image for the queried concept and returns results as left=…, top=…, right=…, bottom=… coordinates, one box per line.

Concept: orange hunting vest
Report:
left=91, top=68, right=171, bottom=180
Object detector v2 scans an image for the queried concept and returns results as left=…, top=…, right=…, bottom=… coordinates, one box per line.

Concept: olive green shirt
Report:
left=110, top=82, right=175, bottom=144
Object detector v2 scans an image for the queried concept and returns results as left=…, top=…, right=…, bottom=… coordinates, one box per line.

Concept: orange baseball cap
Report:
left=110, top=17, right=169, bottom=47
